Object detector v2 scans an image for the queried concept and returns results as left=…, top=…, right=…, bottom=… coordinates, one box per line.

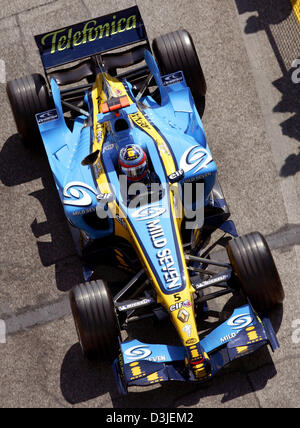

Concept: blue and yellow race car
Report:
left=7, top=7, right=284, bottom=394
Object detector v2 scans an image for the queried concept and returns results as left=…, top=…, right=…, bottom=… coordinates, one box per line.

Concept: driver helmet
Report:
left=119, top=144, right=148, bottom=182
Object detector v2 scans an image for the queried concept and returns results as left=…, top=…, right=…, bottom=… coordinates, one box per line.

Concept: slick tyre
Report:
left=7, top=74, right=52, bottom=149
left=152, top=29, right=206, bottom=117
left=69, top=280, right=121, bottom=361
left=227, top=232, right=284, bottom=313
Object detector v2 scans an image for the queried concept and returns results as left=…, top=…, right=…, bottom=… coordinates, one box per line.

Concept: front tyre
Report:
left=227, top=232, right=284, bottom=313
left=69, top=280, right=121, bottom=361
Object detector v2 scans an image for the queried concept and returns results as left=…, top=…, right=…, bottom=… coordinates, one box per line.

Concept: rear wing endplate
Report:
left=35, top=6, right=147, bottom=70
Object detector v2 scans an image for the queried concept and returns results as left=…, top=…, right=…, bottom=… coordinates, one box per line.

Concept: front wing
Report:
left=112, top=303, right=279, bottom=394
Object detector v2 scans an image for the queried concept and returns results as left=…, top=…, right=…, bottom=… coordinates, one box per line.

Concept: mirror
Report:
left=81, top=150, right=100, bottom=166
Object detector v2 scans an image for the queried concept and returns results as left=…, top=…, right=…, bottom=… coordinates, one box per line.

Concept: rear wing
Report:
left=35, top=6, right=148, bottom=70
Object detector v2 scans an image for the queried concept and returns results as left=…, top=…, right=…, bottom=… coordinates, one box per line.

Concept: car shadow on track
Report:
left=60, top=343, right=278, bottom=407
left=0, top=134, right=83, bottom=292
left=60, top=296, right=283, bottom=407
left=235, top=0, right=300, bottom=177
left=273, top=66, right=300, bottom=177
left=235, top=0, right=293, bottom=36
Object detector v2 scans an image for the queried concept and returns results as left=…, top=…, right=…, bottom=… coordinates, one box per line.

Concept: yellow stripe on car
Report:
left=291, top=0, right=300, bottom=24
left=90, top=73, right=199, bottom=348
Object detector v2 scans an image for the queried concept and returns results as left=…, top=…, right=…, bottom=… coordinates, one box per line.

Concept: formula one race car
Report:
left=7, top=7, right=284, bottom=394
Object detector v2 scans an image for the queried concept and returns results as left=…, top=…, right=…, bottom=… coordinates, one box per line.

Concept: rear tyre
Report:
left=227, top=232, right=284, bottom=313
left=6, top=74, right=52, bottom=149
left=152, top=29, right=206, bottom=117
left=69, top=280, right=121, bottom=361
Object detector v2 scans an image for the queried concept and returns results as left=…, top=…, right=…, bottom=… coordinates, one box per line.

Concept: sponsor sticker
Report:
left=150, top=220, right=182, bottom=290
left=36, top=109, right=59, bottom=125
left=177, top=308, right=190, bottom=323
left=168, top=168, right=184, bottom=183
left=220, top=333, right=237, bottom=344
left=186, top=338, right=197, bottom=345
left=132, top=205, right=166, bottom=221
left=103, top=143, right=114, bottom=151
left=93, top=159, right=103, bottom=179
left=118, top=298, right=153, bottom=311
left=63, top=181, right=98, bottom=207
left=161, top=71, right=184, bottom=87
left=169, top=300, right=191, bottom=312
left=124, top=345, right=166, bottom=362
left=73, top=207, right=96, bottom=216
left=180, top=145, right=212, bottom=175
left=96, top=192, right=114, bottom=203
left=35, top=6, right=146, bottom=69
left=227, top=314, right=253, bottom=330
left=125, top=345, right=152, bottom=360
left=182, top=324, right=192, bottom=338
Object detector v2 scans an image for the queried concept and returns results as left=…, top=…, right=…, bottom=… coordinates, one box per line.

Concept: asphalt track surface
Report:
left=0, top=0, right=299, bottom=408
